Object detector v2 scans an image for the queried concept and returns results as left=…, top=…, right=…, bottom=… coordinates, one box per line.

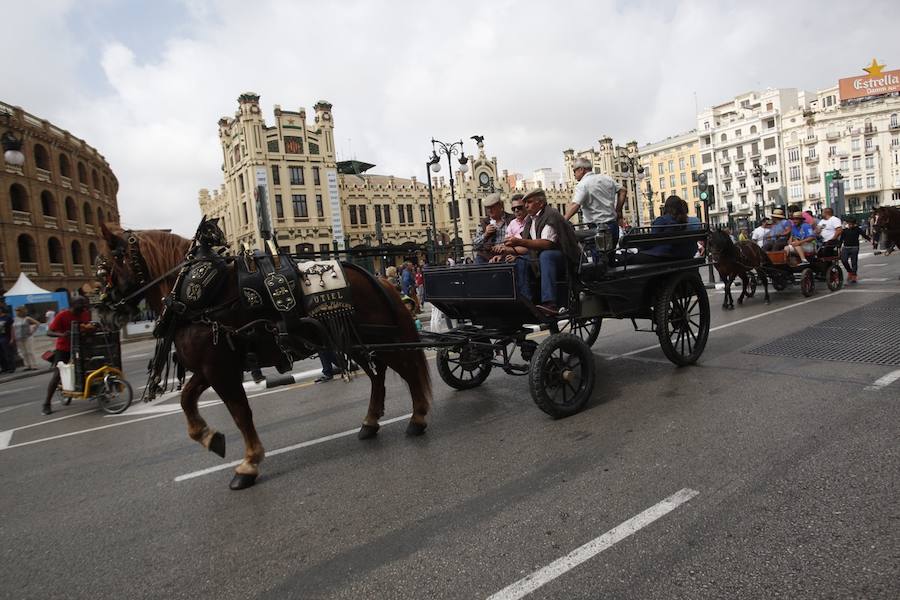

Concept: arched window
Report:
left=10, top=183, right=29, bottom=212
left=65, top=196, right=78, bottom=221
left=77, top=162, right=88, bottom=184
left=48, top=237, right=64, bottom=264
left=59, top=154, right=71, bottom=177
left=83, top=201, right=93, bottom=224
left=71, top=240, right=83, bottom=265
left=750, top=125, right=757, bottom=135
left=40, top=190, right=57, bottom=217
left=89, top=243, right=99, bottom=265
left=97, top=207, right=104, bottom=224
left=102, top=176, right=108, bottom=194
left=720, top=133, right=727, bottom=142
left=17, top=234, right=36, bottom=263
left=33, top=144, right=50, bottom=170
left=92, top=169, right=100, bottom=190
left=107, top=210, right=113, bottom=222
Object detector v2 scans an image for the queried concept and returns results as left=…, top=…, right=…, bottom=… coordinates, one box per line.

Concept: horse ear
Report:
left=100, top=221, right=126, bottom=252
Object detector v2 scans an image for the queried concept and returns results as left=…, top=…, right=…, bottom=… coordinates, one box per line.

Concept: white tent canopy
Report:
left=5, top=272, right=53, bottom=296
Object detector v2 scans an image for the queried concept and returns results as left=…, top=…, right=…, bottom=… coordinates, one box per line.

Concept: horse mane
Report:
left=131, top=229, right=192, bottom=280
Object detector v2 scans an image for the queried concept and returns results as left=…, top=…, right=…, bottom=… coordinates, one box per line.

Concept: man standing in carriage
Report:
left=564, top=157, right=627, bottom=246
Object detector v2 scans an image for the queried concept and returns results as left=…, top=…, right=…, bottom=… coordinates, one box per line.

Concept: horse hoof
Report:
left=358, top=424, right=380, bottom=440
left=208, top=432, right=226, bottom=458
left=229, top=473, right=257, bottom=490
left=406, top=421, right=427, bottom=436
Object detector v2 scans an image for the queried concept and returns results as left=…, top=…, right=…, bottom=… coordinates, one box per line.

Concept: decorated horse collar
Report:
left=124, top=230, right=150, bottom=290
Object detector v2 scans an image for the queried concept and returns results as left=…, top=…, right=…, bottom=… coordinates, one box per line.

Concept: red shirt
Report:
left=49, top=309, right=91, bottom=352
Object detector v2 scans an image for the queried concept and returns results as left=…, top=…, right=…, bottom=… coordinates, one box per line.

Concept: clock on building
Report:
left=479, top=172, right=490, bottom=186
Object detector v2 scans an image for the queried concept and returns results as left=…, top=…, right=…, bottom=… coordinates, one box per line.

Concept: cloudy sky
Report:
left=4, top=0, right=899, bottom=235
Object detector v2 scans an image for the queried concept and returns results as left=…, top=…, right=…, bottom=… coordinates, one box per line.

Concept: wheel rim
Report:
left=829, top=267, right=842, bottom=289
left=543, top=347, right=587, bottom=407
left=559, top=317, right=601, bottom=344
left=100, top=379, right=129, bottom=412
left=665, top=280, right=703, bottom=358
left=445, top=349, right=488, bottom=383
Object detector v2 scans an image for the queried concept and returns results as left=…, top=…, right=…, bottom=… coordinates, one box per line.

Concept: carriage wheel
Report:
left=800, top=268, right=815, bottom=297
left=436, top=346, right=492, bottom=390
left=826, top=263, right=844, bottom=292
left=655, top=273, right=710, bottom=367
left=558, top=316, right=602, bottom=347
left=97, top=376, right=133, bottom=414
left=771, top=272, right=788, bottom=291
left=529, top=333, right=595, bottom=419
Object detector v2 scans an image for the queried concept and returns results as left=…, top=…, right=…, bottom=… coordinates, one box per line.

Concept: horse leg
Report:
left=385, top=349, right=431, bottom=436
left=358, top=358, right=387, bottom=440
left=737, top=272, right=748, bottom=305
left=759, top=269, right=771, bottom=304
left=180, top=372, right=225, bottom=458
left=723, top=275, right=734, bottom=309
left=206, top=364, right=265, bottom=490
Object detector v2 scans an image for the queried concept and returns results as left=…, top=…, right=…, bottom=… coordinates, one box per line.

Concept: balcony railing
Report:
left=12, top=210, right=32, bottom=225
left=60, top=175, right=72, bottom=189
left=723, top=189, right=734, bottom=197
left=43, top=216, right=58, bottom=228
left=806, top=154, right=819, bottom=163
left=864, top=125, right=877, bottom=135
left=50, top=263, right=65, bottom=276
left=72, top=265, right=85, bottom=277
left=66, top=219, right=79, bottom=232
left=20, top=262, right=39, bottom=275
left=807, top=174, right=821, bottom=183
left=36, top=168, right=52, bottom=182
left=809, top=192, right=821, bottom=200
left=803, top=135, right=818, bottom=144
left=826, top=130, right=841, bottom=141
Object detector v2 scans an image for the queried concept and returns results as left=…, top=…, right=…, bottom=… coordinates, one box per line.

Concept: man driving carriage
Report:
left=505, top=188, right=580, bottom=316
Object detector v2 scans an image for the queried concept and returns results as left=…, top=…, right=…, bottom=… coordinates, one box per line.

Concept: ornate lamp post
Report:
left=644, top=178, right=655, bottom=220
left=428, top=139, right=469, bottom=261
left=617, top=145, right=644, bottom=228
left=750, top=164, right=769, bottom=223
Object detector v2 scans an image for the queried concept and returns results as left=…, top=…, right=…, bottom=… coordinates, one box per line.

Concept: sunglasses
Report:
left=512, top=205, right=525, bottom=210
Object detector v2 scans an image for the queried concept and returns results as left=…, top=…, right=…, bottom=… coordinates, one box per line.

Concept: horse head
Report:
left=872, top=207, right=896, bottom=233
left=706, top=229, right=735, bottom=261
left=95, top=222, right=148, bottom=330
left=197, top=216, right=227, bottom=248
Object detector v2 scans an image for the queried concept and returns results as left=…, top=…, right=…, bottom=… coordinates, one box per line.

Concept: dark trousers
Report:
left=320, top=350, right=340, bottom=377
left=514, top=250, right=565, bottom=304
left=0, top=339, right=13, bottom=371
left=841, top=246, right=859, bottom=274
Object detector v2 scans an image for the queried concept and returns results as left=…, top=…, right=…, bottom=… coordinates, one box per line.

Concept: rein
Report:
left=113, top=259, right=189, bottom=310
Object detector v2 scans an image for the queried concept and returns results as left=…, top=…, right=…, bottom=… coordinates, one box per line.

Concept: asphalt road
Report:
left=1, top=253, right=898, bottom=600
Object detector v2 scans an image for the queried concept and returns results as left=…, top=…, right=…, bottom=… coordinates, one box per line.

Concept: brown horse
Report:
left=873, top=207, right=900, bottom=279
left=706, top=229, right=771, bottom=309
left=96, top=222, right=431, bottom=490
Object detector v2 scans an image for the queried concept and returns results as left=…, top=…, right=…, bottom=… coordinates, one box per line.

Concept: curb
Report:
left=0, top=367, right=54, bottom=385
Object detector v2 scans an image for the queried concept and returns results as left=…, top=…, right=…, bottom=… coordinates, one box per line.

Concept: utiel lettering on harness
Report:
left=295, top=260, right=358, bottom=376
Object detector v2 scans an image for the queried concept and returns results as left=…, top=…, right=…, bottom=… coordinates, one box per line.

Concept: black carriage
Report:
left=421, top=225, right=711, bottom=418
left=763, top=244, right=844, bottom=298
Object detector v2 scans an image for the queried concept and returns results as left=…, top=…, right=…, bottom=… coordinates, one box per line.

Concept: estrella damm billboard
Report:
left=839, top=59, right=900, bottom=101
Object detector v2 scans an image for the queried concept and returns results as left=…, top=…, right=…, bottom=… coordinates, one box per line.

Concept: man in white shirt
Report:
left=751, top=219, right=770, bottom=248
left=564, top=157, right=627, bottom=247
left=817, top=207, right=843, bottom=246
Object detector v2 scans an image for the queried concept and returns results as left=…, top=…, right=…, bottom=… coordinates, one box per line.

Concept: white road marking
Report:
left=866, top=263, right=888, bottom=267
left=0, top=400, right=39, bottom=415
left=0, top=385, right=37, bottom=397
left=0, top=409, right=96, bottom=449
left=0, top=430, right=11, bottom=448
left=0, top=382, right=312, bottom=451
left=124, top=352, right=152, bottom=359
left=859, top=278, right=888, bottom=282
left=865, top=369, right=900, bottom=391
left=486, top=488, right=700, bottom=600
left=609, top=291, right=844, bottom=360
left=173, top=413, right=414, bottom=482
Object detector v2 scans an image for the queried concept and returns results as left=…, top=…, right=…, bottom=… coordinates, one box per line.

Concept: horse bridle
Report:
left=98, top=232, right=187, bottom=312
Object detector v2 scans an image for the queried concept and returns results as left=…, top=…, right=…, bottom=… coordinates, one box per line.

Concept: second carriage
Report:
left=421, top=225, right=712, bottom=418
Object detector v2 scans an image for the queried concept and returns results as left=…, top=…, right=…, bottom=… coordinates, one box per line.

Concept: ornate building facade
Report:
left=1, top=102, right=121, bottom=294
left=199, top=94, right=572, bottom=268
left=638, top=131, right=701, bottom=223
left=563, top=138, right=645, bottom=227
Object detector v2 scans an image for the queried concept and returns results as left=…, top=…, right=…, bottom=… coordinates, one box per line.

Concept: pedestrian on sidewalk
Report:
left=42, top=297, right=91, bottom=415
left=13, top=306, right=40, bottom=371
left=414, top=266, right=425, bottom=304
left=840, top=218, right=870, bottom=283
left=0, top=306, right=15, bottom=373
left=315, top=349, right=358, bottom=383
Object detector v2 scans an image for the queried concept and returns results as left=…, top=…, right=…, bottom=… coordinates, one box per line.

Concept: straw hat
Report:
left=771, top=208, right=786, bottom=219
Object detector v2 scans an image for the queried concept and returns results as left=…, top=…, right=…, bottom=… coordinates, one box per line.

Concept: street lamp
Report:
left=617, top=145, right=643, bottom=228
left=429, top=138, right=469, bottom=261
left=1, top=110, right=25, bottom=167
left=750, top=164, right=769, bottom=223
left=644, top=178, right=655, bottom=220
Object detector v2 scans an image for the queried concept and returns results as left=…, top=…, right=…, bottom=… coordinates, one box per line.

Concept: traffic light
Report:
left=698, top=171, right=709, bottom=203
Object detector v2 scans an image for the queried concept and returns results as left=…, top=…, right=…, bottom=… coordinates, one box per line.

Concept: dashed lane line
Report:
left=173, top=413, right=414, bottom=482
left=0, top=385, right=37, bottom=398
left=865, top=369, right=900, bottom=391
left=486, top=488, right=700, bottom=600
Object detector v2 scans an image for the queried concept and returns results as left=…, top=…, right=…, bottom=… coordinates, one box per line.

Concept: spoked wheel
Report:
left=558, top=316, right=602, bottom=347
left=97, top=376, right=133, bottom=414
left=771, top=272, right=788, bottom=291
left=436, top=346, right=492, bottom=390
left=826, top=263, right=844, bottom=292
left=529, top=333, right=595, bottom=419
left=800, top=267, right=815, bottom=297
left=655, top=274, right=710, bottom=366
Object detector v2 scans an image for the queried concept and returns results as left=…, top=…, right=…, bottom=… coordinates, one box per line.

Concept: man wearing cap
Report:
left=505, top=189, right=580, bottom=315
left=751, top=218, right=771, bottom=248
left=762, top=208, right=791, bottom=251
left=564, top=157, right=627, bottom=247
left=472, top=192, right=513, bottom=264
left=785, top=211, right=817, bottom=265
